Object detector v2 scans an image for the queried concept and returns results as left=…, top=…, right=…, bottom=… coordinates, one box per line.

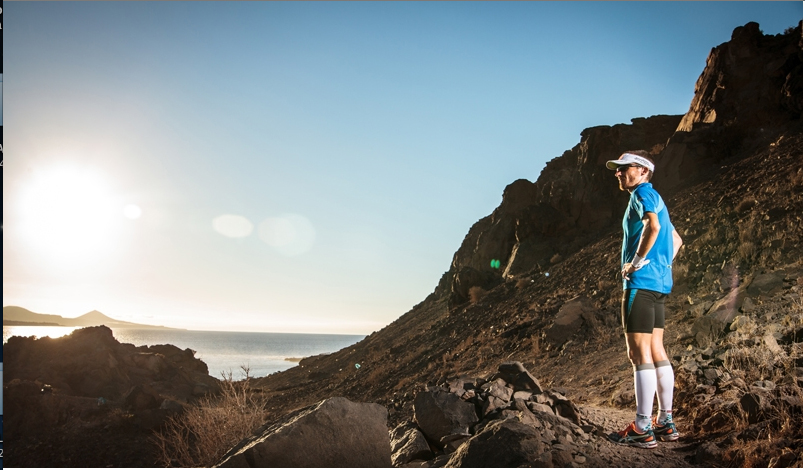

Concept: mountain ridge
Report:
left=2, top=305, right=182, bottom=330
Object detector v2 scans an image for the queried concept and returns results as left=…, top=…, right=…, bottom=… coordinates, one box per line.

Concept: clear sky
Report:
left=3, top=2, right=802, bottom=334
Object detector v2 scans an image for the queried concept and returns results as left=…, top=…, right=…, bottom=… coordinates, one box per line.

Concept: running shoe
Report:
left=607, top=421, right=658, bottom=449
left=652, top=416, right=680, bottom=442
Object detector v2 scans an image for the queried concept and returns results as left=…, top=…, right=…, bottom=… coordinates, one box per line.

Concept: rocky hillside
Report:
left=251, top=21, right=803, bottom=467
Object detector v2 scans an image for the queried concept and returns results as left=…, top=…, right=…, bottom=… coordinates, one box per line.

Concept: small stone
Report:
left=752, top=380, right=775, bottom=391
left=740, top=297, right=756, bottom=312
left=763, top=334, right=783, bottom=355
left=528, top=403, right=554, bottom=415
left=703, top=368, right=719, bottom=381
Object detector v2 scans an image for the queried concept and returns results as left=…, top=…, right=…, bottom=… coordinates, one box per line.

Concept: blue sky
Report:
left=3, top=2, right=802, bottom=334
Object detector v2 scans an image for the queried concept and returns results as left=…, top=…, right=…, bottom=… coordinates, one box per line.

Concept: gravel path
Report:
left=579, top=406, right=701, bottom=468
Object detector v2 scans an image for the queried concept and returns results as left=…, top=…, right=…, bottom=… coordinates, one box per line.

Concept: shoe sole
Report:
left=608, top=435, right=658, bottom=449
left=621, top=440, right=658, bottom=449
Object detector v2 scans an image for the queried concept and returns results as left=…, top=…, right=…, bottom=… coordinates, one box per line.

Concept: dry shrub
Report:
left=722, top=384, right=803, bottom=468
left=736, top=241, right=757, bottom=262
left=717, top=340, right=804, bottom=467
left=152, top=367, right=268, bottom=467
left=468, top=286, right=487, bottom=303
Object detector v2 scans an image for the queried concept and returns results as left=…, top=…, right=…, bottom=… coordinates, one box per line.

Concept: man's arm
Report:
left=622, top=212, right=660, bottom=279
left=672, top=229, right=683, bottom=260
left=635, top=212, right=660, bottom=258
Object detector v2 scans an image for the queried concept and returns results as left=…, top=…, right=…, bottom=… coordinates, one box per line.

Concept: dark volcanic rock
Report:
left=4, top=326, right=219, bottom=407
left=660, top=21, right=803, bottom=187
left=546, top=296, right=597, bottom=347
left=4, top=326, right=222, bottom=468
left=494, top=361, right=542, bottom=393
left=217, top=397, right=391, bottom=468
left=446, top=419, right=551, bottom=468
left=414, top=388, right=479, bottom=444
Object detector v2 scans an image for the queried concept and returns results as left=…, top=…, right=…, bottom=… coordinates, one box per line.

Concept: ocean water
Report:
left=3, top=326, right=364, bottom=379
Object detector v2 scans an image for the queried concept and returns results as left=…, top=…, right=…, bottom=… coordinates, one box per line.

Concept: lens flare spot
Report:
left=212, top=214, right=254, bottom=238
left=258, top=214, right=316, bottom=256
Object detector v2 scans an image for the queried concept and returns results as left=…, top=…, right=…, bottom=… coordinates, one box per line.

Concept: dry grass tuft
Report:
left=468, top=286, right=487, bottom=303
left=152, top=366, right=268, bottom=468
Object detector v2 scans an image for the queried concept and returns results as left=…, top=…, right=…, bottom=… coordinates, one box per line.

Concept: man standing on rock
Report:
left=605, top=150, right=684, bottom=448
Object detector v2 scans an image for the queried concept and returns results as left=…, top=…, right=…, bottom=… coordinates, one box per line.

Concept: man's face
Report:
left=615, top=165, right=647, bottom=192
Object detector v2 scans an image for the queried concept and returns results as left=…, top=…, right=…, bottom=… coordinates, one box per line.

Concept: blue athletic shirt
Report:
left=621, top=182, right=675, bottom=293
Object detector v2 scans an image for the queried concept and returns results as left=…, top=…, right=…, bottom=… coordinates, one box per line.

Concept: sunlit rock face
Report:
left=661, top=21, right=803, bottom=187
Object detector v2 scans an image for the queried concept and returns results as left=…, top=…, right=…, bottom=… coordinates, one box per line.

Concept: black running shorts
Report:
left=621, top=288, right=667, bottom=334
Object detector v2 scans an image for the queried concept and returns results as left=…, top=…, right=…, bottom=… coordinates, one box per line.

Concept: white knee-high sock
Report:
left=655, top=360, right=675, bottom=424
left=634, top=364, right=656, bottom=431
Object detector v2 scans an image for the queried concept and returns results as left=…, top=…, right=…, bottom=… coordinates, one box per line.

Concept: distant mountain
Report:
left=2, top=306, right=180, bottom=330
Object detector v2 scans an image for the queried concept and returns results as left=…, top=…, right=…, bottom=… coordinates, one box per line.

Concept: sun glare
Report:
left=124, top=204, right=142, bottom=220
left=17, top=166, right=123, bottom=268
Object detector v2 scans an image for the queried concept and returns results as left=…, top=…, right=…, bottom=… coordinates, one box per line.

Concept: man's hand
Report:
left=621, top=259, right=650, bottom=280
left=621, top=263, right=635, bottom=280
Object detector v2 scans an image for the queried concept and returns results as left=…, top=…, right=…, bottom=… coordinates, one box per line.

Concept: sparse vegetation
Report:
left=152, top=366, right=268, bottom=468
left=468, top=286, right=487, bottom=303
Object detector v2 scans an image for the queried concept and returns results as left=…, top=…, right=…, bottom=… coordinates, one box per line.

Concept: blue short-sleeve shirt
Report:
left=622, top=182, right=675, bottom=293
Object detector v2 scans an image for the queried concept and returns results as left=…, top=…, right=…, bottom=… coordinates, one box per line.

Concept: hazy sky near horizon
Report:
left=3, top=2, right=802, bottom=334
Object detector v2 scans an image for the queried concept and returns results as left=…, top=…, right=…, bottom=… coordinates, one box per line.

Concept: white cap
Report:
left=606, top=153, right=655, bottom=172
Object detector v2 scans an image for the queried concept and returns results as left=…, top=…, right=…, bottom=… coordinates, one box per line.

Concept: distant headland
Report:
left=2, top=305, right=183, bottom=330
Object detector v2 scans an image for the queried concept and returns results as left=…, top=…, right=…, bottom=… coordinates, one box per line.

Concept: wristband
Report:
left=631, top=254, right=647, bottom=268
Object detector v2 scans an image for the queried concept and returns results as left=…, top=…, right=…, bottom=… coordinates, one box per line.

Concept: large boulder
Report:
left=446, top=419, right=551, bottom=467
left=390, top=423, right=433, bottom=466
left=217, top=397, right=391, bottom=468
left=545, top=296, right=597, bottom=347
left=493, top=361, right=542, bottom=393
left=414, top=389, right=479, bottom=444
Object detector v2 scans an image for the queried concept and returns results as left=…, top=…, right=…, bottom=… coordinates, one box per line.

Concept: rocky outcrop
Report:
left=660, top=21, right=803, bottom=187
left=217, top=397, right=391, bottom=468
left=4, top=326, right=220, bottom=437
left=392, top=362, right=597, bottom=467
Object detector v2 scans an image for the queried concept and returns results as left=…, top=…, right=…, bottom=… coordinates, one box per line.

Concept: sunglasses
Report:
left=616, top=165, right=641, bottom=173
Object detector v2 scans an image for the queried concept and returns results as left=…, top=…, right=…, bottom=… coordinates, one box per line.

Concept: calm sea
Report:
left=2, top=326, right=364, bottom=379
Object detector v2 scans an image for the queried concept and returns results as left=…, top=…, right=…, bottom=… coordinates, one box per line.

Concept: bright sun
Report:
left=17, top=166, right=124, bottom=269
